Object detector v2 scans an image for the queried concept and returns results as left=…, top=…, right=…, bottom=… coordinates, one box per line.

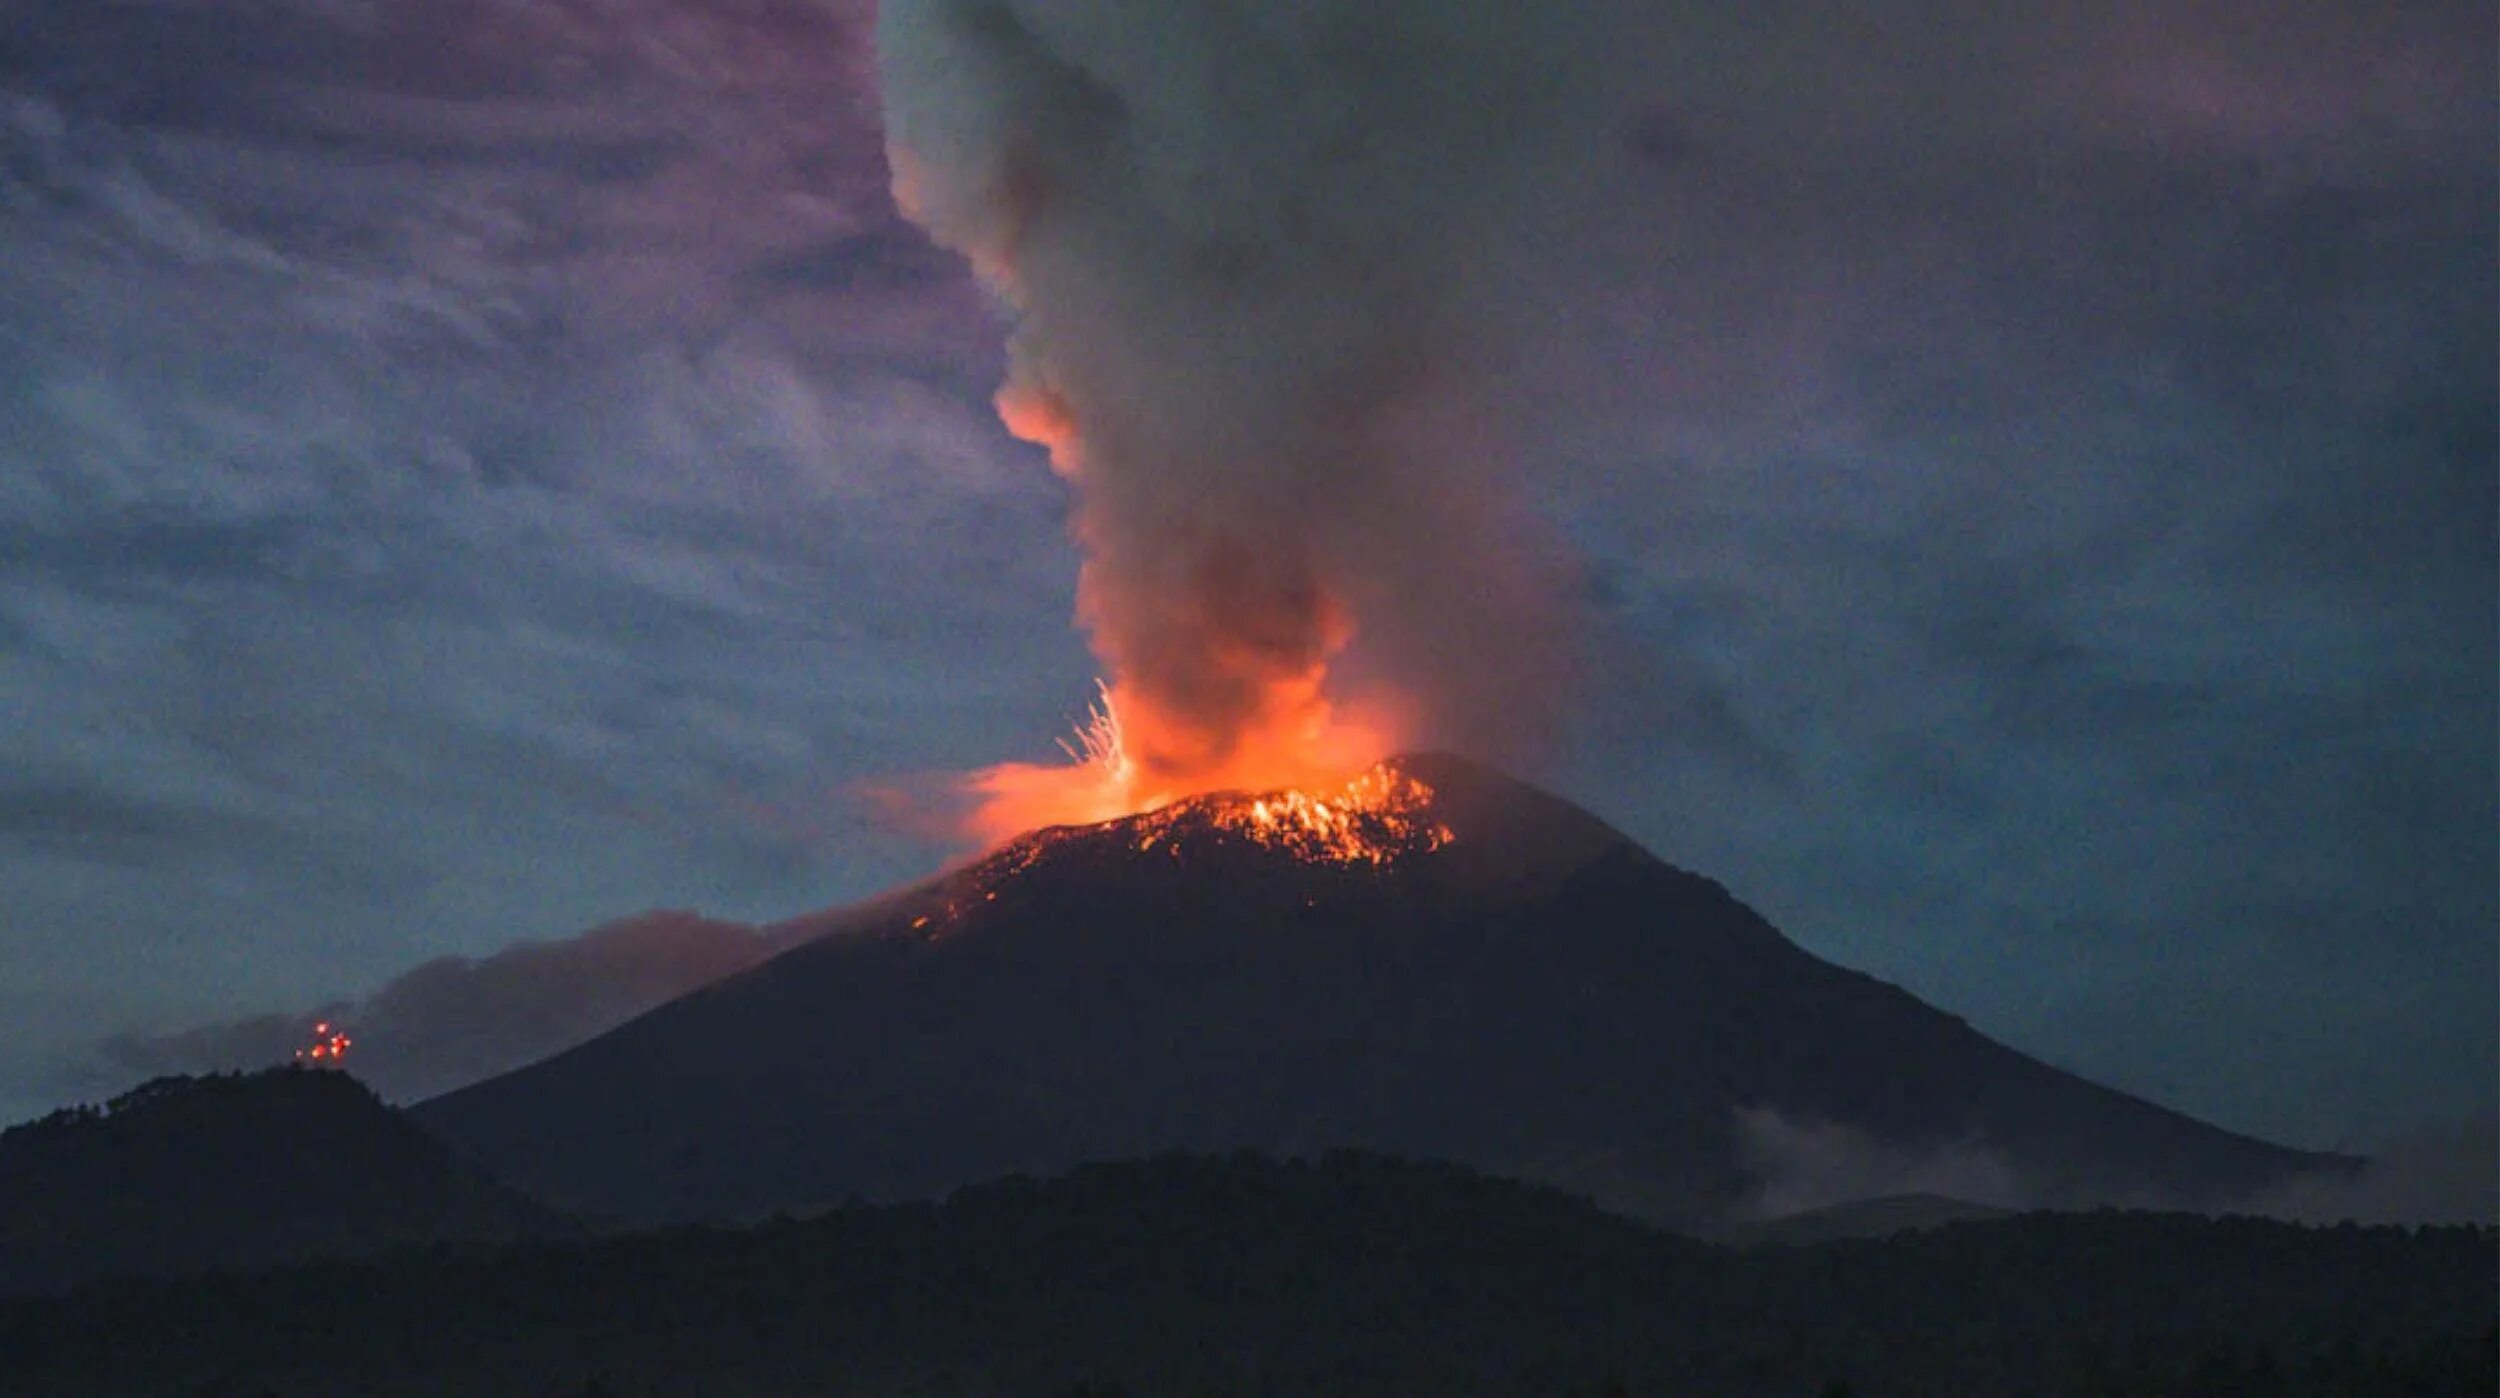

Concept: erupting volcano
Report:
left=879, top=1, right=1587, bottom=845
left=396, top=0, right=2362, bottom=1242
left=416, top=752, right=2340, bottom=1226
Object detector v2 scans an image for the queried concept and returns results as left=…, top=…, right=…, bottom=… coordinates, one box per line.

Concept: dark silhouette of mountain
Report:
left=415, top=753, right=2348, bottom=1226
left=1724, top=1192, right=2016, bottom=1246
left=0, top=1068, right=573, bottom=1296
left=0, top=1151, right=2487, bottom=1398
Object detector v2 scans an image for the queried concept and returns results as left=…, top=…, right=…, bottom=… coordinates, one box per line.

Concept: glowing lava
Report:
left=1127, top=766, right=1453, bottom=867
left=895, top=761, right=1448, bottom=943
left=293, top=1021, right=353, bottom=1065
left=960, top=680, right=1403, bottom=848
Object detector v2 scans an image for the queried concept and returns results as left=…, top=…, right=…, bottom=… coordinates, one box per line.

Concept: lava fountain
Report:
left=961, top=674, right=1432, bottom=849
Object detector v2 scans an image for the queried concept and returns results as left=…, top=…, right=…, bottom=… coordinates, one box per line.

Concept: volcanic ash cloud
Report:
left=878, top=0, right=1628, bottom=837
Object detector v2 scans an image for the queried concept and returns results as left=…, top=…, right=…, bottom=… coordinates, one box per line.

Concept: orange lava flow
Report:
left=1128, top=767, right=1453, bottom=866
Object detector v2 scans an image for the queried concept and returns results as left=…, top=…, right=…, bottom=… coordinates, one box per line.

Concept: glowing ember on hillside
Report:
left=293, top=1021, right=353, bottom=1065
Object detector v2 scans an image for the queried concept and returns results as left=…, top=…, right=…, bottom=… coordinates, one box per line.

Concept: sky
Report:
left=0, top=0, right=2491, bottom=1153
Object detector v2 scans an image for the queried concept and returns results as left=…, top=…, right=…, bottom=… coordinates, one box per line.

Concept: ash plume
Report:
left=876, top=1, right=1634, bottom=827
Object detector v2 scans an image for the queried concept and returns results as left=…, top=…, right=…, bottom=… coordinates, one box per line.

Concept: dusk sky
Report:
left=1, top=0, right=2491, bottom=1152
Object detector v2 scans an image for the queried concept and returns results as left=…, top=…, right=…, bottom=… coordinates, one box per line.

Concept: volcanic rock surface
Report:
left=413, top=754, right=2340, bottom=1225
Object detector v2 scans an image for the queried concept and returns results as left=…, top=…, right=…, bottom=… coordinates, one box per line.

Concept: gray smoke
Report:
left=874, top=1, right=1643, bottom=784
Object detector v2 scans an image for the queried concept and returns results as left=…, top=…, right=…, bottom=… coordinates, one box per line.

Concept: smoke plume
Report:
left=877, top=1, right=1631, bottom=834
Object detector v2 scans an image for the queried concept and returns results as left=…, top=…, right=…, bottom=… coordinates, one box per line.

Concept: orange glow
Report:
left=293, top=1021, right=353, bottom=1065
left=958, top=675, right=1401, bottom=847
left=941, top=331, right=1409, bottom=848
left=995, top=382, right=1081, bottom=475
left=899, top=761, right=1449, bottom=947
left=1124, top=765, right=1452, bottom=866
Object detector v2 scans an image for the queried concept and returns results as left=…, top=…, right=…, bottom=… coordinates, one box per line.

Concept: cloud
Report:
left=1499, top=4, right=2496, bottom=1149
left=1736, top=1105, right=2499, bottom=1229
left=0, top=0, right=1079, bottom=1126
left=1733, top=1106, right=2030, bottom=1219
left=2240, top=1116, right=2499, bottom=1227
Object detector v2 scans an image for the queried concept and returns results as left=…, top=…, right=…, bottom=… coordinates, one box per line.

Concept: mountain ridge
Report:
left=4, top=1149, right=2485, bottom=1398
left=414, top=753, right=2346, bottom=1225
left=0, top=1067, right=573, bottom=1295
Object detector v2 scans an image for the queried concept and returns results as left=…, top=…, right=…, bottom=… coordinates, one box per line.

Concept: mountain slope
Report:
left=414, top=753, right=2342, bottom=1225
left=0, top=1068, right=572, bottom=1295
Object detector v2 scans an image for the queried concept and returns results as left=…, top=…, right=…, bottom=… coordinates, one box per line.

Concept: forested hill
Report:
left=0, top=1150, right=2487, bottom=1397
left=0, top=1068, right=572, bottom=1296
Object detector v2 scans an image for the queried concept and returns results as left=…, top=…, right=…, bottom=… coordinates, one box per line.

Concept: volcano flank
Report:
left=413, top=755, right=2340, bottom=1226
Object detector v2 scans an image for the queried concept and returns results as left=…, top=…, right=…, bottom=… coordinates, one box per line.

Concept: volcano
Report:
left=413, top=754, right=2340, bottom=1226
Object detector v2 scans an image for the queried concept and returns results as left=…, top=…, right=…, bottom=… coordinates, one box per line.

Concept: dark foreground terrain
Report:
left=0, top=1069, right=570, bottom=1296
left=0, top=1152, right=2488, bottom=1398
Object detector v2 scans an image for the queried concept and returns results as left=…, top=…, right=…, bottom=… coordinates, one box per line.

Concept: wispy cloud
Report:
left=56, top=909, right=798, bottom=1106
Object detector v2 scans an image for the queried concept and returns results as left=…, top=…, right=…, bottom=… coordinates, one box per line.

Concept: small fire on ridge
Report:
left=293, top=1021, right=353, bottom=1065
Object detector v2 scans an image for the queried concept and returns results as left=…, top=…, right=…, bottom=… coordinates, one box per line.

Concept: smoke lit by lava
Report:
left=878, top=2, right=1597, bottom=845
left=958, top=681, right=1404, bottom=846
left=1123, top=764, right=1453, bottom=866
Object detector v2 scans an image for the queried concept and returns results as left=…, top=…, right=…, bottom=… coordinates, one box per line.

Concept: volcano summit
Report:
left=415, top=755, right=2339, bottom=1226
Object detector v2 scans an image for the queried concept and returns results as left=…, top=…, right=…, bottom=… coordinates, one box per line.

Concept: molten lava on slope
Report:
left=894, top=762, right=1456, bottom=943
left=957, top=680, right=1406, bottom=850
left=1125, top=767, right=1454, bottom=867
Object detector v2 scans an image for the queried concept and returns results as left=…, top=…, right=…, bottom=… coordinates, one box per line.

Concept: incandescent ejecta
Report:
left=877, top=1, right=1645, bottom=839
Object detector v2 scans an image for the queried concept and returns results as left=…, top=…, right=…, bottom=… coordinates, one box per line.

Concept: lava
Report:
left=1127, top=767, right=1453, bottom=867
left=961, top=678, right=1401, bottom=847
left=903, top=760, right=1451, bottom=941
